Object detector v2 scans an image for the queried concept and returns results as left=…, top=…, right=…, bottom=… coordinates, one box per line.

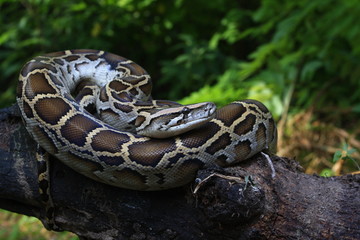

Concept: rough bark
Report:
left=0, top=104, right=359, bottom=240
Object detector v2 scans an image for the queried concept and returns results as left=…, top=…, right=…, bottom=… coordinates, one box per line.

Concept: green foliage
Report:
left=319, top=168, right=335, bottom=177
left=0, top=209, right=77, bottom=240
left=159, top=35, right=227, bottom=100
left=0, top=0, right=239, bottom=107
left=180, top=0, right=360, bottom=119
left=320, top=143, right=359, bottom=177
left=333, top=143, right=360, bottom=170
left=1, top=0, right=359, bottom=118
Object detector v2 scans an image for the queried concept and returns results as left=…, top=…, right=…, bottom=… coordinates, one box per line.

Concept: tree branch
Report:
left=1, top=104, right=359, bottom=239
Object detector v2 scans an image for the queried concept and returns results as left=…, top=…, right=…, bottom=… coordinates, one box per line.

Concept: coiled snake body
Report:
left=17, top=49, right=277, bottom=191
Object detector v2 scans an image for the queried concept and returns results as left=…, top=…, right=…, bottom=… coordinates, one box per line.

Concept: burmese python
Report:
left=17, top=49, right=277, bottom=191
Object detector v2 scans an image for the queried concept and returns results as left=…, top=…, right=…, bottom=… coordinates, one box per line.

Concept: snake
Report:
left=16, top=49, right=277, bottom=191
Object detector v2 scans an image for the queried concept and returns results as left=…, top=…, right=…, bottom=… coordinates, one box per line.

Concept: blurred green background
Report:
left=0, top=0, right=359, bottom=239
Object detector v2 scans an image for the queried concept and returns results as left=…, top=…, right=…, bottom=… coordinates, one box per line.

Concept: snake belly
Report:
left=16, top=49, right=277, bottom=191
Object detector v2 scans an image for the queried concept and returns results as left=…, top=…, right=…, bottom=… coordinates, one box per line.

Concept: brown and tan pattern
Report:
left=17, top=49, right=277, bottom=191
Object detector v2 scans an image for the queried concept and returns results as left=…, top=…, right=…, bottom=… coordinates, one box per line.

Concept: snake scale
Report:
left=17, top=49, right=277, bottom=191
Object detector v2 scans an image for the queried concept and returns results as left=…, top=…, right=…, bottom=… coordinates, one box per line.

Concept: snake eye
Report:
left=181, top=107, right=190, bottom=114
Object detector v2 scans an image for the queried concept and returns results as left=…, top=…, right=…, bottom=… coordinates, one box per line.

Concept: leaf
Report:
left=333, top=150, right=343, bottom=163
left=320, top=168, right=335, bottom=177
left=300, top=60, right=323, bottom=82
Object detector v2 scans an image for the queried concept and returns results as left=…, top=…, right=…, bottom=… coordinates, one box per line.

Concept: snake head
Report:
left=135, top=102, right=216, bottom=138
